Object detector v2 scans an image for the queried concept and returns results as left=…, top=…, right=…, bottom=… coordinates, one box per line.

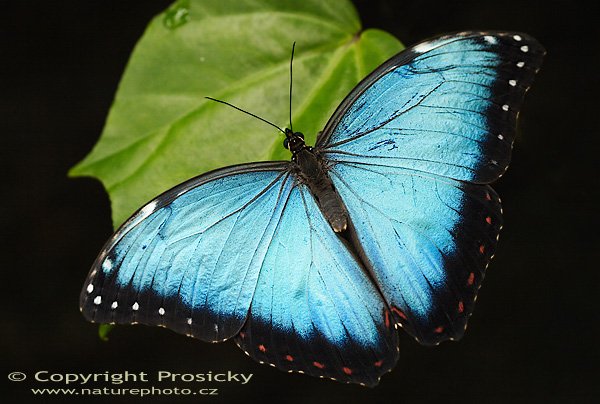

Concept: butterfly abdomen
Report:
left=294, top=148, right=348, bottom=233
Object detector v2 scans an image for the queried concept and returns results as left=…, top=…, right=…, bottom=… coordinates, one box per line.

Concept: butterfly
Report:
left=80, top=31, right=544, bottom=386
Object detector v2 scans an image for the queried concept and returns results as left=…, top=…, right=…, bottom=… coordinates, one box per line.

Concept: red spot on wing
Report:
left=434, top=326, right=444, bottom=334
left=374, top=360, right=384, bottom=368
left=313, top=361, right=325, bottom=369
left=239, top=332, right=245, bottom=338
left=384, top=309, right=391, bottom=328
left=458, top=301, right=464, bottom=313
left=285, top=355, right=294, bottom=362
left=485, top=192, right=492, bottom=201
left=258, top=344, right=266, bottom=353
left=467, top=272, right=475, bottom=286
left=342, top=367, right=352, bottom=375
left=479, top=244, right=485, bottom=254
left=486, top=216, right=492, bottom=224
left=391, top=306, right=408, bottom=320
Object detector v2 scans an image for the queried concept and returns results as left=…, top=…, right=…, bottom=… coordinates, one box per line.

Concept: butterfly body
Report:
left=286, top=129, right=349, bottom=233
left=81, top=31, right=544, bottom=386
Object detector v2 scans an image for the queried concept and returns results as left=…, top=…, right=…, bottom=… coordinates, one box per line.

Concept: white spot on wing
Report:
left=132, top=302, right=139, bottom=311
left=93, top=296, right=102, bottom=305
left=517, top=61, right=525, bottom=68
left=509, top=79, right=517, bottom=87
left=498, top=134, right=504, bottom=140
left=484, top=35, right=497, bottom=44
left=513, top=34, right=522, bottom=41
left=502, top=104, right=510, bottom=111
left=520, top=45, right=529, bottom=53
left=102, top=258, right=113, bottom=272
left=86, top=284, right=94, bottom=294
left=111, top=301, right=118, bottom=309
left=158, top=307, right=165, bottom=316
left=187, top=318, right=193, bottom=325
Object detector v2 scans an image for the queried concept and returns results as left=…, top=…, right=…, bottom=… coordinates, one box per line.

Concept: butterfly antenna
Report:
left=289, top=42, right=296, bottom=132
left=205, top=97, right=286, bottom=135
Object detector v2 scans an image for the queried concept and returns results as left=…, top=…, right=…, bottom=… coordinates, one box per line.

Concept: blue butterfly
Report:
left=80, top=31, right=544, bottom=386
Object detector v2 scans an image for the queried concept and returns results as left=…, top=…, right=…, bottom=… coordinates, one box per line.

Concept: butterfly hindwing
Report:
left=328, top=163, right=502, bottom=344
left=317, top=31, right=543, bottom=344
left=234, top=183, right=398, bottom=386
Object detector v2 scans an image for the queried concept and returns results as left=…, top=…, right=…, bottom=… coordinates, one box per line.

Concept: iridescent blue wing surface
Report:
left=316, top=32, right=544, bottom=344
left=328, top=164, right=502, bottom=344
left=80, top=162, right=291, bottom=342
left=234, top=182, right=398, bottom=386
left=80, top=162, right=398, bottom=386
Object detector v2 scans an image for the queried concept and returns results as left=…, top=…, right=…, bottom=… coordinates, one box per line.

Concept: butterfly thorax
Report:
left=284, top=129, right=349, bottom=233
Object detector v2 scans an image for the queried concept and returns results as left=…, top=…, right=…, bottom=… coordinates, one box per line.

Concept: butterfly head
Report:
left=283, top=128, right=306, bottom=154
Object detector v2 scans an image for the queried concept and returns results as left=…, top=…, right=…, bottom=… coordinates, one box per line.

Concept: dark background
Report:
left=3, top=0, right=598, bottom=402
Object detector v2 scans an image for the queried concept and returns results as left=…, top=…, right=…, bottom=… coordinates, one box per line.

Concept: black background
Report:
left=3, top=0, right=599, bottom=402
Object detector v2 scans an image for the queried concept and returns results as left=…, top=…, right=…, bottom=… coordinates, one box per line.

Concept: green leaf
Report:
left=69, top=0, right=403, bottom=227
left=98, top=324, right=114, bottom=341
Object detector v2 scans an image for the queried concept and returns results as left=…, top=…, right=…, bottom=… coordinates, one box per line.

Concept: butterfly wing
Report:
left=316, top=32, right=544, bottom=344
left=319, top=31, right=544, bottom=183
left=234, top=182, right=398, bottom=386
left=328, top=164, right=503, bottom=345
left=80, top=161, right=398, bottom=385
left=80, top=161, right=292, bottom=342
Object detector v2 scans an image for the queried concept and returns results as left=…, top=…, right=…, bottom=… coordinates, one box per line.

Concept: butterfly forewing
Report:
left=319, top=31, right=545, bottom=183
left=80, top=162, right=291, bottom=341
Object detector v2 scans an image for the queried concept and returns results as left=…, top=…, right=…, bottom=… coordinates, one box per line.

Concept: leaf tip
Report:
left=98, top=324, right=115, bottom=341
